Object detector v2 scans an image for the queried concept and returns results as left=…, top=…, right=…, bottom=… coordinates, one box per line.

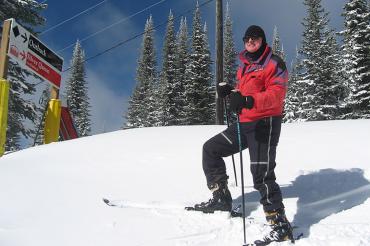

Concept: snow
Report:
left=0, top=119, right=369, bottom=246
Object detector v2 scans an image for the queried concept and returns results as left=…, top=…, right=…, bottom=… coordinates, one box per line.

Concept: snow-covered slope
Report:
left=0, top=120, right=369, bottom=246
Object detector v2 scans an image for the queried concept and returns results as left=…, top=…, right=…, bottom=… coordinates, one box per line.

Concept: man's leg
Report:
left=247, top=116, right=294, bottom=243
left=247, top=117, right=284, bottom=211
left=202, top=123, right=247, bottom=187
left=191, top=123, right=248, bottom=213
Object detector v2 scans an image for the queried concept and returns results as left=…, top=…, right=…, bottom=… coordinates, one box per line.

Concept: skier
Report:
left=189, top=25, right=294, bottom=244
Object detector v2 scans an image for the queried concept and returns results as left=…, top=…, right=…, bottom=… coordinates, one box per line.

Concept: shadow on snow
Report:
left=233, top=168, right=370, bottom=238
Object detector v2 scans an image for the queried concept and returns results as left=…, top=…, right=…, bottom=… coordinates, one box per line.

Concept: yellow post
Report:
left=0, top=79, right=9, bottom=156
left=43, top=99, right=62, bottom=144
left=0, top=19, right=11, bottom=157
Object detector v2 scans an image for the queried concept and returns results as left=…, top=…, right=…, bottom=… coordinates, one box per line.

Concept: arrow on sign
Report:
left=21, top=33, right=28, bottom=43
left=20, top=51, right=26, bottom=61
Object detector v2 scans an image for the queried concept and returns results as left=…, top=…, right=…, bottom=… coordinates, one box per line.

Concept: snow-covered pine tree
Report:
left=65, top=40, right=91, bottom=136
left=202, top=23, right=216, bottom=122
left=272, top=26, right=286, bottom=61
left=157, top=10, right=178, bottom=126
left=284, top=47, right=303, bottom=122
left=295, top=0, right=344, bottom=121
left=340, top=0, right=370, bottom=119
left=223, top=1, right=237, bottom=124
left=174, top=17, right=189, bottom=125
left=184, top=3, right=214, bottom=125
left=126, top=16, right=158, bottom=128
left=223, top=2, right=237, bottom=87
left=1, top=0, right=47, bottom=151
left=32, top=83, right=50, bottom=145
left=0, top=0, right=46, bottom=34
left=6, top=66, right=39, bottom=151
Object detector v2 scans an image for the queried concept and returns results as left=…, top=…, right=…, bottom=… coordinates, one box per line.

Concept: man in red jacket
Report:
left=190, top=25, right=293, bottom=244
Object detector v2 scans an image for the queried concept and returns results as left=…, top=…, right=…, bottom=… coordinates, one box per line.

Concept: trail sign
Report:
left=7, top=19, right=63, bottom=88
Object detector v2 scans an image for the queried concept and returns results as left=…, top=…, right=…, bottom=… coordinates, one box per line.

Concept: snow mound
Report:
left=0, top=120, right=369, bottom=245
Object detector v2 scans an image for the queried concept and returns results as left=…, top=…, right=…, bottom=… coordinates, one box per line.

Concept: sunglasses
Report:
left=243, top=36, right=260, bottom=43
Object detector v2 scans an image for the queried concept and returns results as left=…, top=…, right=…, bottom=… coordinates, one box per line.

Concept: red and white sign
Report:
left=7, top=19, right=63, bottom=88
left=26, top=52, right=61, bottom=88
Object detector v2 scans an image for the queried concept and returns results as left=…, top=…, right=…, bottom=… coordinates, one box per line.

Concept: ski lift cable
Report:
left=40, top=0, right=108, bottom=35
left=32, top=0, right=168, bottom=86
left=57, top=0, right=169, bottom=53
left=62, top=0, right=215, bottom=73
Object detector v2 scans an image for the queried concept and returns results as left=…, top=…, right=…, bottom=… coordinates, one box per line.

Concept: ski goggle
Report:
left=243, top=36, right=260, bottom=43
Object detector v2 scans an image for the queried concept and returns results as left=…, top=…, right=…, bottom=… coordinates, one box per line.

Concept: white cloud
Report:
left=86, top=69, right=129, bottom=135
left=77, top=2, right=140, bottom=51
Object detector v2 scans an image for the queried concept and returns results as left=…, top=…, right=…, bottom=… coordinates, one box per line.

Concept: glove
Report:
left=229, top=91, right=254, bottom=113
left=217, top=82, right=233, bottom=98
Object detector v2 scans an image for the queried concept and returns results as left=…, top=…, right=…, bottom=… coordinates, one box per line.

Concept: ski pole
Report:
left=224, top=98, right=238, bottom=187
left=236, top=114, right=247, bottom=245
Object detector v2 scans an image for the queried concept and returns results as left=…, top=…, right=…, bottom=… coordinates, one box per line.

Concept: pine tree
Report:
left=1, top=1, right=47, bottom=151
left=295, top=0, right=343, bottom=121
left=0, top=0, right=46, bottom=33
left=126, top=16, right=157, bottom=128
left=174, top=17, right=189, bottom=125
left=223, top=2, right=237, bottom=87
left=223, top=2, right=237, bottom=124
left=272, top=26, right=286, bottom=61
left=284, top=47, right=303, bottom=122
left=340, top=0, right=370, bottom=119
left=157, top=10, right=178, bottom=126
left=32, top=83, right=50, bottom=145
left=184, top=3, right=214, bottom=125
left=203, top=23, right=216, bottom=122
left=65, top=40, right=91, bottom=136
left=6, top=67, right=39, bottom=151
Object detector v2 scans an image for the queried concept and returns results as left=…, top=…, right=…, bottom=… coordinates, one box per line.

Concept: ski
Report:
left=102, top=198, right=180, bottom=210
left=104, top=198, right=246, bottom=218
left=243, top=232, right=303, bottom=246
left=103, top=198, right=192, bottom=211
left=103, top=198, right=116, bottom=206
left=185, top=204, right=246, bottom=218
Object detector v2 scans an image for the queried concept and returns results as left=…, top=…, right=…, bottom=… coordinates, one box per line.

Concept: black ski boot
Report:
left=186, top=182, right=232, bottom=213
left=253, top=208, right=294, bottom=245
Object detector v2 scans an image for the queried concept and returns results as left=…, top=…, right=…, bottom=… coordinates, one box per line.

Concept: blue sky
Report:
left=34, top=0, right=347, bottom=134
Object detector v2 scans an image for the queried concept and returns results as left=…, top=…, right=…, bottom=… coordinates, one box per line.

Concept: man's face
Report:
left=244, top=36, right=263, bottom=53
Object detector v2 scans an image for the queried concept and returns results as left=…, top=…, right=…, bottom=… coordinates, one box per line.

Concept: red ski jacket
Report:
left=235, top=45, right=288, bottom=122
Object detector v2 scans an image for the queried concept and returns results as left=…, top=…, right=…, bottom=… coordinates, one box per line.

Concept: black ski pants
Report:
left=202, top=116, right=284, bottom=212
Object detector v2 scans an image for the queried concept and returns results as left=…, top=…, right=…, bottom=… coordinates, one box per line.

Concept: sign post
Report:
left=44, top=99, right=62, bottom=144
left=0, top=20, right=11, bottom=78
left=0, top=19, right=11, bottom=156
left=0, top=19, right=65, bottom=154
left=7, top=19, right=64, bottom=145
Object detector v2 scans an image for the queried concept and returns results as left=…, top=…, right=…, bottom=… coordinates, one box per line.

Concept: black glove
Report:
left=229, top=91, right=254, bottom=113
left=217, top=82, right=233, bottom=98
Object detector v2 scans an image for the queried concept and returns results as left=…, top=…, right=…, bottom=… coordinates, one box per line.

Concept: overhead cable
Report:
left=62, top=0, right=215, bottom=73
left=40, top=0, right=108, bottom=35
left=57, top=0, right=169, bottom=53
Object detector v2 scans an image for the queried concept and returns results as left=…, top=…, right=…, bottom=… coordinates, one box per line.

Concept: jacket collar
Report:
left=239, top=45, right=272, bottom=66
